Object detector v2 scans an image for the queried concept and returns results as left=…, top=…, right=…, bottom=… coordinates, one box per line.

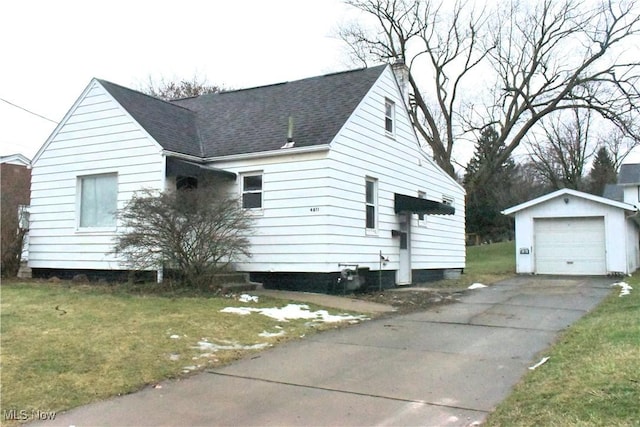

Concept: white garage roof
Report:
left=502, top=188, right=637, bottom=216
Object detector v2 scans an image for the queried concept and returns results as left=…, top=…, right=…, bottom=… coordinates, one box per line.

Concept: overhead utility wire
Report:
left=0, top=96, right=57, bottom=123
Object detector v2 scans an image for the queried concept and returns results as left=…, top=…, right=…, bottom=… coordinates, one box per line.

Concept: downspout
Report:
left=158, top=152, right=167, bottom=283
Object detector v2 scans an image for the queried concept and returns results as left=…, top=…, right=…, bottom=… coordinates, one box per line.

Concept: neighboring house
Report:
left=1, top=153, right=31, bottom=276
left=603, top=163, right=640, bottom=204
left=502, top=188, right=639, bottom=276
left=28, top=64, right=465, bottom=292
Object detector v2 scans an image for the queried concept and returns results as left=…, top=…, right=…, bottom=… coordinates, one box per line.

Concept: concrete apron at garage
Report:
left=30, top=276, right=614, bottom=427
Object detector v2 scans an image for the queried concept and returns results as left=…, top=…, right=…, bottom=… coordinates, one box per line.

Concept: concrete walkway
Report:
left=30, top=276, right=614, bottom=426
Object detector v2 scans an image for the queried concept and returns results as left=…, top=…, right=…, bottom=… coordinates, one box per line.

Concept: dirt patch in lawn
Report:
left=354, top=287, right=466, bottom=314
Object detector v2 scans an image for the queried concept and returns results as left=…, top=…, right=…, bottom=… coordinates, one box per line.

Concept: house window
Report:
left=442, top=196, right=454, bottom=207
left=385, top=99, right=395, bottom=135
left=366, top=177, right=378, bottom=230
left=78, top=173, right=117, bottom=228
left=242, top=173, right=263, bottom=209
left=418, top=191, right=426, bottom=224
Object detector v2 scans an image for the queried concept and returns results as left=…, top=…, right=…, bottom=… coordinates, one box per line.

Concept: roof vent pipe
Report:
left=281, top=115, right=296, bottom=149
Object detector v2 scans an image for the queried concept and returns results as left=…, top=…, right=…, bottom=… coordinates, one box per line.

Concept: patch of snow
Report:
left=259, top=330, right=286, bottom=338
left=611, top=282, right=632, bottom=297
left=193, top=341, right=270, bottom=352
left=168, top=353, right=180, bottom=361
left=468, top=283, right=487, bottom=290
left=239, top=294, right=259, bottom=303
left=220, top=303, right=368, bottom=323
left=169, top=334, right=181, bottom=339
left=528, top=356, right=550, bottom=370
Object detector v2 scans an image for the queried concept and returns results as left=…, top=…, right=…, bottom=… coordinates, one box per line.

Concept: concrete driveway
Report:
left=30, top=276, right=614, bottom=426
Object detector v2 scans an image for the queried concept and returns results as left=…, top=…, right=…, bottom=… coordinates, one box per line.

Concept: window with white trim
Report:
left=442, top=196, right=454, bottom=207
left=242, top=173, right=263, bottom=209
left=384, top=99, right=395, bottom=135
left=365, top=177, right=378, bottom=230
left=78, top=173, right=118, bottom=228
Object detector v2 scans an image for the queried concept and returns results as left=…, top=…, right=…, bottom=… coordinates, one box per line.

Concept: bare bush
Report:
left=114, top=188, right=253, bottom=289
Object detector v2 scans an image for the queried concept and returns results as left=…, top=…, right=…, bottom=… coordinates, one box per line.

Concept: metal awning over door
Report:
left=394, top=193, right=455, bottom=216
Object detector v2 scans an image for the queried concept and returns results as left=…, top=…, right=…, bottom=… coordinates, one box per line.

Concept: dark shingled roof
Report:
left=603, top=184, right=624, bottom=202
left=618, top=163, right=640, bottom=185
left=97, top=79, right=202, bottom=157
left=98, top=65, right=387, bottom=158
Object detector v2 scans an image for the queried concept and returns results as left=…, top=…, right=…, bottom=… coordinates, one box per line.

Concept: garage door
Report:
left=534, top=217, right=606, bottom=275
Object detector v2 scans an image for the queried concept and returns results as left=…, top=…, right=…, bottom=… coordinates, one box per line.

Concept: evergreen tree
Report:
left=464, top=127, right=517, bottom=243
left=587, top=146, right=618, bottom=196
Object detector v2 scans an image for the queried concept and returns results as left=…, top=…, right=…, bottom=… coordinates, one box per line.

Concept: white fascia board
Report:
left=502, top=188, right=637, bottom=216
left=202, top=145, right=330, bottom=163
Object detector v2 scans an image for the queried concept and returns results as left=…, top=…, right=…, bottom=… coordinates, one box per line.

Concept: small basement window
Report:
left=242, top=173, right=263, bottom=209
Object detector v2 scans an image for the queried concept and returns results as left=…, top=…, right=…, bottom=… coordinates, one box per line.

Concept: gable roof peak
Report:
left=502, top=187, right=636, bottom=215
left=91, top=64, right=390, bottom=159
left=95, top=78, right=195, bottom=113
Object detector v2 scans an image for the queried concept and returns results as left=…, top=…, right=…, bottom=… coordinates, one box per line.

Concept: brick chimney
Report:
left=391, top=58, right=410, bottom=107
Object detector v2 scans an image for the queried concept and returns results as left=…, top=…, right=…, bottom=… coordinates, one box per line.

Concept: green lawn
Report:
left=0, top=282, right=366, bottom=424
left=466, top=240, right=515, bottom=275
left=486, top=274, right=640, bottom=426
left=427, top=241, right=516, bottom=289
left=2, top=242, right=638, bottom=426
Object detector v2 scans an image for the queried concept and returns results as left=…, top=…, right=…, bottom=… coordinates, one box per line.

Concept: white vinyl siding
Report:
left=78, top=173, right=118, bottom=228
left=322, top=67, right=465, bottom=273
left=210, top=151, right=334, bottom=272
left=28, top=80, right=165, bottom=270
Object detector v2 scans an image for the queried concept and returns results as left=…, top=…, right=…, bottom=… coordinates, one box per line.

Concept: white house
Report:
left=502, top=188, right=639, bottom=276
left=28, top=64, right=466, bottom=292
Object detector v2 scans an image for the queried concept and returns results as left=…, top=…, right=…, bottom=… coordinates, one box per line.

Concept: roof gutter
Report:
left=203, top=144, right=330, bottom=162
left=163, top=145, right=330, bottom=164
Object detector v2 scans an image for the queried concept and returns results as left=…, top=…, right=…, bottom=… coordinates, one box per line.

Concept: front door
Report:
left=398, top=213, right=411, bottom=285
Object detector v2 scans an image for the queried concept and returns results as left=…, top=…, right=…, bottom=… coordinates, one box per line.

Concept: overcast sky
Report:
left=0, top=0, right=361, bottom=160
left=2, top=0, right=639, bottom=166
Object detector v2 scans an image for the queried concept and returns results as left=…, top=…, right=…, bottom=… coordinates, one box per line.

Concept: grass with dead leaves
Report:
left=0, top=282, right=366, bottom=424
left=485, top=274, right=640, bottom=426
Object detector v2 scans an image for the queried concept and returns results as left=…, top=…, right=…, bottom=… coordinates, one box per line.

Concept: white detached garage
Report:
left=503, top=188, right=639, bottom=276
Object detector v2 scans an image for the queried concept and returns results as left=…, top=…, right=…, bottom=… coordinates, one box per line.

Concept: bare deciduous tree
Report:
left=342, top=0, right=490, bottom=177
left=141, top=75, right=224, bottom=100
left=528, top=109, right=596, bottom=190
left=114, top=188, right=253, bottom=289
left=599, top=126, right=640, bottom=168
left=341, top=0, right=640, bottom=181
